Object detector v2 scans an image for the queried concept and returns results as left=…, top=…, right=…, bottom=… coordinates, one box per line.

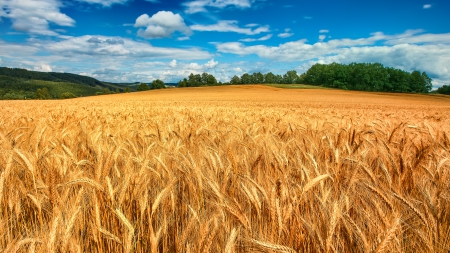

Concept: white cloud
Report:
left=423, top=4, right=432, bottom=9
left=319, top=29, right=329, bottom=33
left=204, top=58, right=218, bottom=69
left=134, top=11, right=192, bottom=39
left=318, top=35, right=326, bottom=42
left=191, top=20, right=269, bottom=35
left=76, top=0, right=129, bottom=6
left=278, top=33, right=293, bottom=38
left=215, top=30, right=450, bottom=87
left=278, top=28, right=293, bottom=38
left=34, top=64, right=52, bottom=72
left=304, top=16, right=312, bottom=19
left=0, top=0, right=75, bottom=35
left=0, top=35, right=212, bottom=64
left=184, top=0, right=258, bottom=14
left=0, top=35, right=216, bottom=83
left=177, top=36, right=190, bottom=41
left=240, top=34, right=272, bottom=42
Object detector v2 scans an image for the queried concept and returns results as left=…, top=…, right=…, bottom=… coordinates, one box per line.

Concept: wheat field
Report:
left=1, top=85, right=449, bottom=253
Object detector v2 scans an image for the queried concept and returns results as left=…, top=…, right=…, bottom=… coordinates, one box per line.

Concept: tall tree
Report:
left=264, top=72, right=275, bottom=84
left=230, top=75, right=241, bottom=84
left=410, top=70, right=425, bottom=92
left=240, top=73, right=252, bottom=84
left=252, top=72, right=264, bottom=84
left=283, top=70, right=299, bottom=84
left=421, top=72, right=432, bottom=93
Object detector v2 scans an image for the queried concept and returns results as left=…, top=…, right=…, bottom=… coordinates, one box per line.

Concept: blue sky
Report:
left=0, top=0, right=449, bottom=87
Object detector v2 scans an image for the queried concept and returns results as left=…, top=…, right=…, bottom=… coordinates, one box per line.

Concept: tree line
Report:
left=136, top=79, right=166, bottom=91
left=178, top=62, right=437, bottom=93
left=302, top=63, right=432, bottom=93
left=437, top=85, right=450, bottom=95
left=178, top=73, right=220, bottom=87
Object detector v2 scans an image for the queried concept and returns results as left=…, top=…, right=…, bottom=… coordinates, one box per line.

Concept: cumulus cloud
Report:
left=423, top=4, right=432, bottom=9
left=134, top=11, right=192, bottom=39
left=184, top=0, right=259, bottom=14
left=239, top=34, right=272, bottom=42
left=169, top=59, right=177, bottom=68
left=34, top=64, right=52, bottom=72
left=204, top=58, right=218, bottom=69
left=319, top=35, right=326, bottom=42
left=0, top=0, right=75, bottom=35
left=191, top=20, right=269, bottom=35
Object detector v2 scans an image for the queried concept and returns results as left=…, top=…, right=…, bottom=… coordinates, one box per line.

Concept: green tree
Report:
left=178, top=78, right=188, bottom=87
left=264, top=72, right=275, bottom=84
left=230, top=75, right=241, bottom=84
left=124, top=87, right=131, bottom=93
left=303, top=63, right=326, bottom=85
left=202, top=73, right=217, bottom=85
left=240, top=73, right=252, bottom=84
left=102, top=88, right=111, bottom=94
left=410, top=70, right=425, bottom=93
left=437, top=84, right=450, bottom=95
left=421, top=72, right=432, bottom=93
left=136, top=83, right=150, bottom=91
left=282, top=70, right=299, bottom=84
left=36, top=87, right=51, bottom=99
left=187, top=73, right=202, bottom=87
left=60, top=92, right=77, bottom=99
left=151, top=79, right=165, bottom=89
left=274, top=74, right=283, bottom=84
left=252, top=72, right=264, bottom=84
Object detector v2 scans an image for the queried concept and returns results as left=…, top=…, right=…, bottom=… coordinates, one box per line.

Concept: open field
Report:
left=1, top=85, right=450, bottom=252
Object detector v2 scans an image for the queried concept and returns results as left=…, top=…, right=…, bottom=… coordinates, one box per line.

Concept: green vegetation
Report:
left=59, top=92, right=77, bottom=99
left=436, top=84, right=450, bottom=95
left=0, top=75, right=102, bottom=100
left=151, top=79, right=166, bottom=89
left=178, top=73, right=219, bottom=87
left=302, top=62, right=432, bottom=93
left=136, top=83, right=150, bottom=91
left=0, top=67, right=131, bottom=100
left=0, top=67, right=105, bottom=87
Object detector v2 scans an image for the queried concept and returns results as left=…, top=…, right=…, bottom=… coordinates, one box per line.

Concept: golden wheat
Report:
left=0, top=85, right=449, bottom=252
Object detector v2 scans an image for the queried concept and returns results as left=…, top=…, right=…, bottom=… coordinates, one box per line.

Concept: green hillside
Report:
left=0, top=67, right=132, bottom=99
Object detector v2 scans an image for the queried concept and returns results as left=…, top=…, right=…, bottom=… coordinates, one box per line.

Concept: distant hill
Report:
left=0, top=67, right=134, bottom=99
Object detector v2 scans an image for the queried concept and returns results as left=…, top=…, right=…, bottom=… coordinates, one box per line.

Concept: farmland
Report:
left=1, top=85, right=449, bottom=252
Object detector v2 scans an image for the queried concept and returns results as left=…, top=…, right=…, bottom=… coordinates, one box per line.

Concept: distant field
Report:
left=1, top=85, right=449, bottom=252
left=265, top=83, right=331, bottom=89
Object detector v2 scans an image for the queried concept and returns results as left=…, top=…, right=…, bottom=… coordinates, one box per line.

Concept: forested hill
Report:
left=0, top=67, right=135, bottom=99
left=0, top=67, right=106, bottom=87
